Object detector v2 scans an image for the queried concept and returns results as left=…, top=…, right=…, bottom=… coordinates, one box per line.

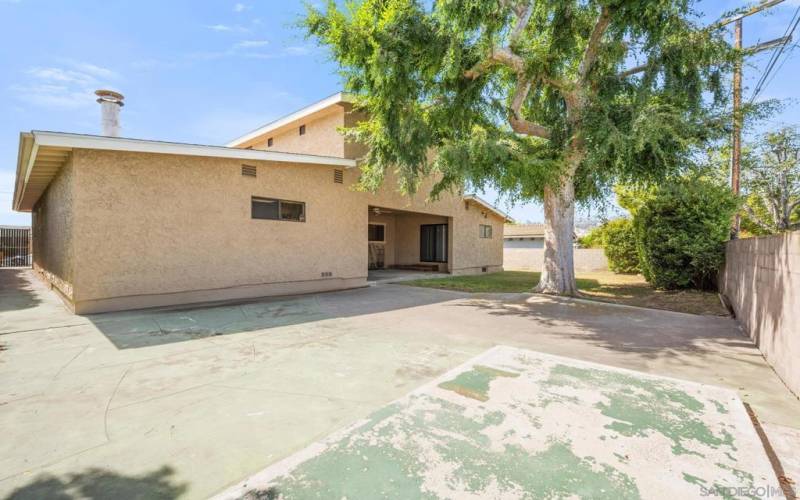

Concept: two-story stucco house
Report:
left=11, top=92, right=510, bottom=314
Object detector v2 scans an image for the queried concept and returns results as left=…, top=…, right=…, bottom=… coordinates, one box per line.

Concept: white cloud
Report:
left=233, top=3, right=249, bottom=13
left=235, top=40, right=269, bottom=49
left=285, top=46, right=312, bottom=56
left=205, top=24, right=250, bottom=33
left=12, top=61, right=120, bottom=110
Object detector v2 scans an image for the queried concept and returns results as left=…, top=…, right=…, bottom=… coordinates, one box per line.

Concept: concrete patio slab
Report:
left=0, top=269, right=798, bottom=499
left=216, top=346, right=781, bottom=499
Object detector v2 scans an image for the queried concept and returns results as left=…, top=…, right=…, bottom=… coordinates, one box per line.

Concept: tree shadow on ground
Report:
left=4, top=465, right=187, bottom=500
left=452, top=294, right=755, bottom=361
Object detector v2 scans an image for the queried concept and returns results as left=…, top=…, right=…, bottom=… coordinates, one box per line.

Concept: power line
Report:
left=748, top=4, right=800, bottom=103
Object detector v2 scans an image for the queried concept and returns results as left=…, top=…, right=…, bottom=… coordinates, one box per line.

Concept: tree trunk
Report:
left=535, top=174, right=578, bottom=295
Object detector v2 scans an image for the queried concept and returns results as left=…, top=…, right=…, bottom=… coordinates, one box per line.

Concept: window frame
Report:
left=299, top=124, right=306, bottom=136
left=251, top=196, right=306, bottom=223
left=368, top=223, right=386, bottom=243
left=267, top=137, right=274, bottom=147
left=479, top=224, right=493, bottom=239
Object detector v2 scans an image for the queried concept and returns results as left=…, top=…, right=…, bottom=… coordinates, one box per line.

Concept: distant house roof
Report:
left=504, top=223, right=546, bottom=238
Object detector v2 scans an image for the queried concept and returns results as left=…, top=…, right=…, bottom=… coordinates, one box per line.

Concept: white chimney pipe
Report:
left=95, top=90, right=124, bottom=137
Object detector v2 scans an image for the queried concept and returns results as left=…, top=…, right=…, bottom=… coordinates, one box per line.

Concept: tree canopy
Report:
left=304, top=0, right=732, bottom=201
left=741, top=127, right=800, bottom=232
left=304, top=0, right=734, bottom=294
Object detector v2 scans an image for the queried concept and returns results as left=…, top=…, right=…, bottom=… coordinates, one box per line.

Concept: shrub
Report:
left=601, top=218, right=640, bottom=273
left=577, top=225, right=605, bottom=249
left=634, top=178, right=737, bottom=290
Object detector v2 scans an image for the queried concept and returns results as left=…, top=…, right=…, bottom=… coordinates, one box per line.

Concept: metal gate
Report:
left=0, top=226, right=32, bottom=267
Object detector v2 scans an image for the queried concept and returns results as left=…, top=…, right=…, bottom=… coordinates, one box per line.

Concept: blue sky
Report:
left=1, top=0, right=798, bottom=226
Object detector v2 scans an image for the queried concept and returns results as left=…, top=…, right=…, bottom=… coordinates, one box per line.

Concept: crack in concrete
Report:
left=104, top=368, right=130, bottom=442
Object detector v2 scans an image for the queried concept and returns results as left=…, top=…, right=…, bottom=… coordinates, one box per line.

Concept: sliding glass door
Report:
left=420, top=224, right=448, bottom=263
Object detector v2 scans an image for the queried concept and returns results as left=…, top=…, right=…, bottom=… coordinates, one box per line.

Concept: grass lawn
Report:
left=400, top=271, right=728, bottom=316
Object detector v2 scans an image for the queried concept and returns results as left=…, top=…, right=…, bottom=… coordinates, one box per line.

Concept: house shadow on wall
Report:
left=86, top=284, right=468, bottom=350
left=4, top=465, right=187, bottom=500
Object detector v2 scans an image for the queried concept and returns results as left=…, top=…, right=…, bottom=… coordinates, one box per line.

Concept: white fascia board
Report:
left=32, top=131, right=357, bottom=168
left=225, top=92, right=348, bottom=147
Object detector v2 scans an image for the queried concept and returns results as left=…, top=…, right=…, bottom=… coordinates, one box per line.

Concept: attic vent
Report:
left=241, top=165, right=257, bottom=177
left=333, top=169, right=344, bottom=184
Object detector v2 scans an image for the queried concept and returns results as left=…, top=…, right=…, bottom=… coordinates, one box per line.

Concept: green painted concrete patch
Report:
left=438, top=365, right=519, bottom=402
left=216, top=346, right=781, bottom=500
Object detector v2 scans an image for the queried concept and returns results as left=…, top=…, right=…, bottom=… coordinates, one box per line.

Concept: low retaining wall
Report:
left=504, top=248, right=608, bottom=272
left=720, top=231, right=800, bottom=397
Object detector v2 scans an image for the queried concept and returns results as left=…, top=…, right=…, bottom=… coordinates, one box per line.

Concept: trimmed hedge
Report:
left=633, top=179, right=737, bottom=290
left=601, top=218, right=640, bottom=273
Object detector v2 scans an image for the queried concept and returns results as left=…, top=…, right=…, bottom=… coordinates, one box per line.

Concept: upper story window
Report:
left=251, top=197, right=306, bottom=222
left=299, top=124, right=306, bottom=136
left=479, top=224, right=493, bottom=239
left=267, top=137, right=273, bottom=147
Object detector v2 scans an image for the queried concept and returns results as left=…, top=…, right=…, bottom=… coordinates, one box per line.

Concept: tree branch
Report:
left=506, top=0, right=534, bottom=44
left=465, top=46, right=525, bottom=79
left=508, top=78, right=551, bottom=139
left=618, top=63, right=648, bottom=78
left=578, top=6, right=612, bottom=83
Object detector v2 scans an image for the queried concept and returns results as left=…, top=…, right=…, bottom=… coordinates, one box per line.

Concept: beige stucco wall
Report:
left=68, top=149, right=366, bottom=313
left=504, top=248, right=609, bottom=272
left=30, top=103, right=506, bottom=313
left=38, top=148, right=504, bottom=313
left=253, top=108, right=346, bottom=158
left=31, top=156, right=75, bottom=301
left=720, top=232, right=800, bottom=397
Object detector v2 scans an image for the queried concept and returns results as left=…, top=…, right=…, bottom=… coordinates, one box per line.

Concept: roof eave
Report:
left=464, top=194, right=514, bottom=223
left=13, top=133, right=34, bottom=212
left=12, top=131, right=358, bottom=213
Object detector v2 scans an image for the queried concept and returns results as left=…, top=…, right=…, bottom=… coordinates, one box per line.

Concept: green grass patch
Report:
left=399, top=271, right=727, bottom=316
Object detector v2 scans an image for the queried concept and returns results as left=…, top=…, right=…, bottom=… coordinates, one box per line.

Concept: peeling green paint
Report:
left=544, top=364, right=735, bottom=456
left=438, top=365, right=519, bottom=401
left=264, top=394, right=638, bottom=499
left=682, top=472, right=707, bottom=486
left=233, top=348, right=777, bottom=499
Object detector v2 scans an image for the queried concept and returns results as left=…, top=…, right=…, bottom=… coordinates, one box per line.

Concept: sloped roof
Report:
left=226, top=92, right=349, bottom=148
left=504, top=223, right=546, bottom=238
left=464, top=194, right=513, bottom=222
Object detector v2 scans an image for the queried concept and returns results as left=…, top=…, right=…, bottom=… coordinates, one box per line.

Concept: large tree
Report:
left=304, top=0, right=731, bottom=294
left=741, top=127, right=800, bottom=233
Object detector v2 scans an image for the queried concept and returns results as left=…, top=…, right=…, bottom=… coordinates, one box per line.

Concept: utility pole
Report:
left=724, top=0, right=788, bottom=239
left=731, top=19, right=743, bottom=238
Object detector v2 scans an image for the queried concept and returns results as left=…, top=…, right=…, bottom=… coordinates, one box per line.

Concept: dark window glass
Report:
left=267, top=137, right=274, bottom=147
left=280, top=201, right=305, bottom=222
left=252, top=197, right=305, bottom=222
left=480, top=224, right=493, bottom=238
left=252, top=198, right=279, bottom=220
left=420, top=224, right=447, bottom=263
left=368, top=224, right=385, bottom=242
left=299, top=124, right=306, bottom=135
